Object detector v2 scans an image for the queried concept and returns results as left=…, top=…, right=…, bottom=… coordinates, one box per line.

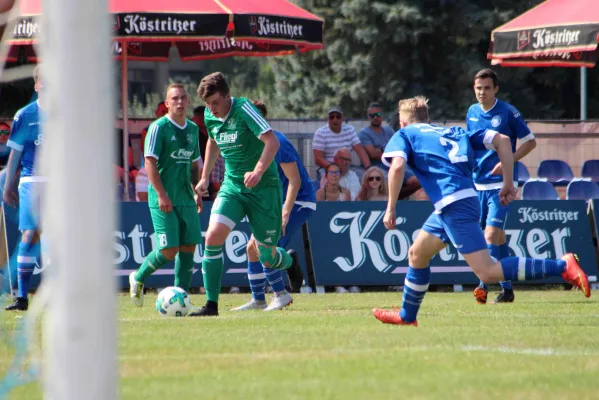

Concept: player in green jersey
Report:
left=189, top=72, right=299, bottom=317
left=129, top=83, right=204, bottom=307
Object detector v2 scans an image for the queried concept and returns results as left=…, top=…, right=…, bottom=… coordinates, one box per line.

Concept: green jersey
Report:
left=204, top=97, right=279, bottom=191
left=144, top=116, right=201, bottom=207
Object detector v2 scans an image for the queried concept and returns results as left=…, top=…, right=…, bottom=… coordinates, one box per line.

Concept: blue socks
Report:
left=399, top=266, right=431, bottom=323
left=248, top=260, right=287, bottom=301
left=500, top=257, right=566, bottom=282
left=248, top=261, right=266, bottom=301
left=17, top=241, right=39, bottom=300
left=264, top=267, right=285, bottom=293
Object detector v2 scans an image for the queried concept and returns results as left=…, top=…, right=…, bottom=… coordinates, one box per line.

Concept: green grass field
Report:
left=1, top=290, right=599, bottom=399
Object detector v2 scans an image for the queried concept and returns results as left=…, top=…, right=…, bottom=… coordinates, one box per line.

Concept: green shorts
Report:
left=150, top=206, right=202, bottom=250
left=210, top=183, right=282, bottom=245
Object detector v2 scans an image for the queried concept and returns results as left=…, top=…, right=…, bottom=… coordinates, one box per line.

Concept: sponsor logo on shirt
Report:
left=218, top=132, right=238, bottom=144
left=170, top=149, right=193, bottom=160
left=491, top=116, right=501, bottom=128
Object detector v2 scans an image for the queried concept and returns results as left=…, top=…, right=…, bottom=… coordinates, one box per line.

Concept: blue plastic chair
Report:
left=537, top=160, right=574, bottom=186
left=521, top=180, right=559, bottom=200
left=581, top=160, right=599, bottom=183
left=566, top=180, right=599, bottom=201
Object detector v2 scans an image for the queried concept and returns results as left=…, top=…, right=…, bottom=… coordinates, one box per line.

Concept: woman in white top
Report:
left=316, top=163, right=351, bottom=202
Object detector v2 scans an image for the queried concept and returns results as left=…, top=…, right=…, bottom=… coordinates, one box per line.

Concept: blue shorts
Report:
left=18, top=182, right=41, bottom=231
left=478, top=189, right=510, bottom=230
left=422, top=196, right=487, bottom=254
left=278, top=203, right=315, bottom=249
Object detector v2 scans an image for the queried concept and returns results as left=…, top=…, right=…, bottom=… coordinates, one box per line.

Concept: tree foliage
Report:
left=269, top=0, right=599, bottom=120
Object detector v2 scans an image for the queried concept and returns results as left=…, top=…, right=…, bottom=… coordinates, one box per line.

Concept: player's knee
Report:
left=484, top=227, right=505, bottom=245
left=408, top=245, right=426, bottom=268
left=205, top=225, right=228, bottom=247
left=257, top=244, right=276, bottom=268
left=246, top=238, right=258, bottom=259
left=160, top=247, right=178, bottom=260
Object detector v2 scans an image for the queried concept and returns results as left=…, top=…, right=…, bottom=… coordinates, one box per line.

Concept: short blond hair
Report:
left=398, top=96, right=430, bottom=124
left=166, top=83, right=185, bottom=96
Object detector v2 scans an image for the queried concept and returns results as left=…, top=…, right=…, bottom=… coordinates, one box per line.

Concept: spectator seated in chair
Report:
left=356, top=166, right=388, bottom=201
left=316, top=163, right=351, bottom=202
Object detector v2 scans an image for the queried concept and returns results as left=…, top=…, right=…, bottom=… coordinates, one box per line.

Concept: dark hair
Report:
left=367, top=102, right=382, bottom=109
left=193, top=105, right=206, bottom=116
left=197, top=72, right=230, bottom=100
left=325, top=163, right=341, bottom=175
left=252, top=99, right=267, bottom=118
left=474, top=69, right=498, bottom=87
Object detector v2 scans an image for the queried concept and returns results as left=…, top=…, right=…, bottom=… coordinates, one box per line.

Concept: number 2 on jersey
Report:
left=439, top=137, right=468, bottom=164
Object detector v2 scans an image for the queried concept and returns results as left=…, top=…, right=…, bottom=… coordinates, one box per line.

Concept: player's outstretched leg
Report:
left=373, top=229, right=446, bottom=326
left=5, top=232, right=39, bottom=311
left=256, top=243, right=295, bottom=311
left=467, top=252, right=590, bottom=298
left=130, top=248, right=174, bottom=307
left=232, top=238, right=267, bottom=311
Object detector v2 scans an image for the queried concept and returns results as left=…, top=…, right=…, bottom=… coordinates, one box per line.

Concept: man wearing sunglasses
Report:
left=358, top=102, right=395, bottom=171
left=358, top=102, right=421, bottom=200
left=312, top=107, right=371, bottom=179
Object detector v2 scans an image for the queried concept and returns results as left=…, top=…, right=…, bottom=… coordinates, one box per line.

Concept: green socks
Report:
left=134, top=250, right=170, bottom=282
left=202, top=245, right=224, bottom=303
left=174, top=251, right=195, bottom=292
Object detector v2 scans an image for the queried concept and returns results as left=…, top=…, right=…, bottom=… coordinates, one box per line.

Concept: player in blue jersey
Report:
left=231, top=100, right=315, bottom=311
left=467, top=69, right=537, bottom=305
left=4, top=66, right=44, bottom=311
left=372, top=96, right=590, bottom=327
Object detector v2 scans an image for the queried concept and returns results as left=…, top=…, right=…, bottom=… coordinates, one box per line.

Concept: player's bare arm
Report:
left=491, top=138, right=537, bottom=175
left=491, top=134, right=516, bottom=205
left=279, top=161, right=301, bottom=235
left=197, top=138, right=221, bottom=197
left=244, top=130, right=279, bottom=189
left=145, top=156, right=172, bottom=213
left=384, top=156, right=406, bottom=230
left=513, top=138, right=537, bottom=162
left=3, top=149, right=22, bottom=206
left=192, top=160, right=204, bottom=212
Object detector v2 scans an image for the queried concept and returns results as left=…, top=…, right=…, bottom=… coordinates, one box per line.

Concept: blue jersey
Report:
left=274, top=131, right=316, bottom=208
left=466, top=99, right=533, bottom=188
left=8, top=101, right=43, bottom=179
left=382, top=123, right=496, bottom=211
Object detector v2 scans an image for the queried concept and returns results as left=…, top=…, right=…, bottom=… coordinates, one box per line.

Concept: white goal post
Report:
left=39, top=0, right=117, bottom=398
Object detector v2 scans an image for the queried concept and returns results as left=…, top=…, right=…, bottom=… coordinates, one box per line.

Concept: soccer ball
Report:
left=156, top=287, right=192, bottom=317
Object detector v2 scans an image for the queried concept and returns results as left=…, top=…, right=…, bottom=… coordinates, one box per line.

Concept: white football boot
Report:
left=264, top=291, right=293, bottom=311
left=231, top=299, right=267, bottom=311
left=129, top=272, right=144, bottom=307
